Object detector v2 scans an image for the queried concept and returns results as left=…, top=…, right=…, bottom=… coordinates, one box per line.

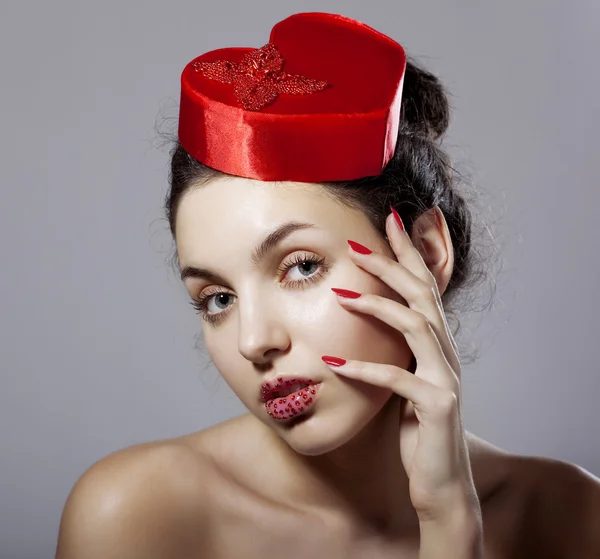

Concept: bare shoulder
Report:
left=509, top=453, right=600, bottom=558
left=464, top=434, right=600, bottom=557
left=55, top=438, right=215, bottom=559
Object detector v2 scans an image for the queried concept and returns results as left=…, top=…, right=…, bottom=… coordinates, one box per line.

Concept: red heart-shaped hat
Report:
left=178, top=12, right=406, bottom=182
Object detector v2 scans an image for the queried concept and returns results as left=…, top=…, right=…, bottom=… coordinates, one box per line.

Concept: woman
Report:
left=56, top=12, right=600, bottom=559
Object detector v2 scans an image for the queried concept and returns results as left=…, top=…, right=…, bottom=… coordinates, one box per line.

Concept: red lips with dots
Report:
left=263, top=381, right=322, bottom=421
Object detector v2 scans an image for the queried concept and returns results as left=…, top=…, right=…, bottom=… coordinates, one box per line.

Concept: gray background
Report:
left=1, top=0, right=599, bottom=557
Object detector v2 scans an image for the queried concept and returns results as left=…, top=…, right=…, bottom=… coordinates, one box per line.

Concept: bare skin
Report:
left=56, top=176, right=600, bottom=557
left=56, top=413, right=600, bottom=558
left=178, top=414, right=600, bottom=558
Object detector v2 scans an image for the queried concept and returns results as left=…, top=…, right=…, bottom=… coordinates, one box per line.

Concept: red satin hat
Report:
left=178, top=12, right=407, bottom=182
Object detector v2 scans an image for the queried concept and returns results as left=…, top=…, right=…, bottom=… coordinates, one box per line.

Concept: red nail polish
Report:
left=347, top=240, right=372, bottom=254
left=390, top=206, right=405, bottom=231
left=322, top=356, right=346, bottom=367
left=331, top=288, right=361, bottom=299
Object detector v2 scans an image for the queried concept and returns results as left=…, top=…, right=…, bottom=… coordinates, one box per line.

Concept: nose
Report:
left=237, top=299, right=290, bottom=364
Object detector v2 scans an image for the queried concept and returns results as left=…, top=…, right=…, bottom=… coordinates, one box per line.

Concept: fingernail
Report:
left=347, top=240, right=372, bottom=254
left=390, top=206, right=405, bottom=231
left=331, top=288, right=361, bottom=299
left=321, top=356, right=347, bottom=367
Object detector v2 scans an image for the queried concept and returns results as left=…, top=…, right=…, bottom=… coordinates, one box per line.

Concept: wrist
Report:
left=418, top=501, right=483, bottom=559
left=415, top=483, right=481, bottom=523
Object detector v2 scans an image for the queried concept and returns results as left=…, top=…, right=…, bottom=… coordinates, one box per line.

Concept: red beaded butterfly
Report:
left=194, top=43, right=329, bottom=111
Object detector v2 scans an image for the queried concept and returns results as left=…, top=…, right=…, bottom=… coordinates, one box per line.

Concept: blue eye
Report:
left=189, top=253, right=328, bottom=325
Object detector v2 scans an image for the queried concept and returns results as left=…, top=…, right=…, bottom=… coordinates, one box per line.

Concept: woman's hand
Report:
left=321, top=207, right=481, bottom=533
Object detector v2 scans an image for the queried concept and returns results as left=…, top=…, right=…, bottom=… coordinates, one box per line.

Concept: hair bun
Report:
left=399, top=58, right=450, bottom=141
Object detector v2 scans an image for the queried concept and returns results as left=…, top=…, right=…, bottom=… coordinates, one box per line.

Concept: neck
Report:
left=268, top=395, right=420, bottom=538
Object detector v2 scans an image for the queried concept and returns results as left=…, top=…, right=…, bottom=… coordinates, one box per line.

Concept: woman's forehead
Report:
left=177, top=176, right=349, bottom=228
left=174, top=177, right=378, bottom=268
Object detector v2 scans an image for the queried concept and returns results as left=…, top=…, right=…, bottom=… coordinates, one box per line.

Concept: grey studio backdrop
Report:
left=1, top=1, right=599, bottom=558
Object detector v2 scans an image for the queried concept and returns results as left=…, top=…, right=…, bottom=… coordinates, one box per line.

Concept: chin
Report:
left=261, top=389, right=394, bottom=457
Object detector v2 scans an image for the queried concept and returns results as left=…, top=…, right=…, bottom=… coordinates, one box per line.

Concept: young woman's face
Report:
left=176, top=176, right=413, bottom=455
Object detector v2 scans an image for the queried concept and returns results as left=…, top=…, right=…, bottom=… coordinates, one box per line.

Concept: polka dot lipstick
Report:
left=261, top=377, right=322, bottom=421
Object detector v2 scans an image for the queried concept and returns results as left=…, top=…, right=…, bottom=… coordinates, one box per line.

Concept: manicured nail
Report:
left=390, top=206, right=405, bottom=231
left=322, top=356, right=347, bottom=367
left=347, top=240, right=372, bottom=254
left=331, top=288, right=361, bottom=299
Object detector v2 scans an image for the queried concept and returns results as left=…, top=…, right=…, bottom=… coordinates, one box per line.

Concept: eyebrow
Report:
left=179, top=221, right=317, bottom=283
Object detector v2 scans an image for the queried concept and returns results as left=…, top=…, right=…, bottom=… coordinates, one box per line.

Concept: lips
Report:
left=260, top=377, right=316, bottom=403
left=264, top=382, right=322, bottom=421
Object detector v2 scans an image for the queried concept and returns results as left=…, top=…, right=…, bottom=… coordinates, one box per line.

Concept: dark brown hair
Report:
left=160, top=57, right=502, bottom=365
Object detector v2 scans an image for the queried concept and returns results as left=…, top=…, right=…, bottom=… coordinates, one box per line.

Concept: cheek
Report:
left=302, top=277, right=411, bottom=369
left=315, top=309, right=410, bottom=369
left=207, top=348, right=257, bottom=408
left=203, top=329, right=242, bottom=386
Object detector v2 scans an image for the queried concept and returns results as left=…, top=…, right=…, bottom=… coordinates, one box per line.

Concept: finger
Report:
left=332, top=290, right=459, bottom=392
left=387, top=209, right=440, bottom=287
left=386, top=209, right=461, bottom=363
left=344, top=243, right=460, bottom=375
left=322, top=356, right=459, bottom=424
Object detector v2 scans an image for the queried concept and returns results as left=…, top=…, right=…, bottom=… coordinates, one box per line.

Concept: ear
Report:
left=410, top=207, right=454, bottom=296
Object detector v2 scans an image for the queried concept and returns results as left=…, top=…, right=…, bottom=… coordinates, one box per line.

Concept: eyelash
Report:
left=189, top=252, right=329, bottom=325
